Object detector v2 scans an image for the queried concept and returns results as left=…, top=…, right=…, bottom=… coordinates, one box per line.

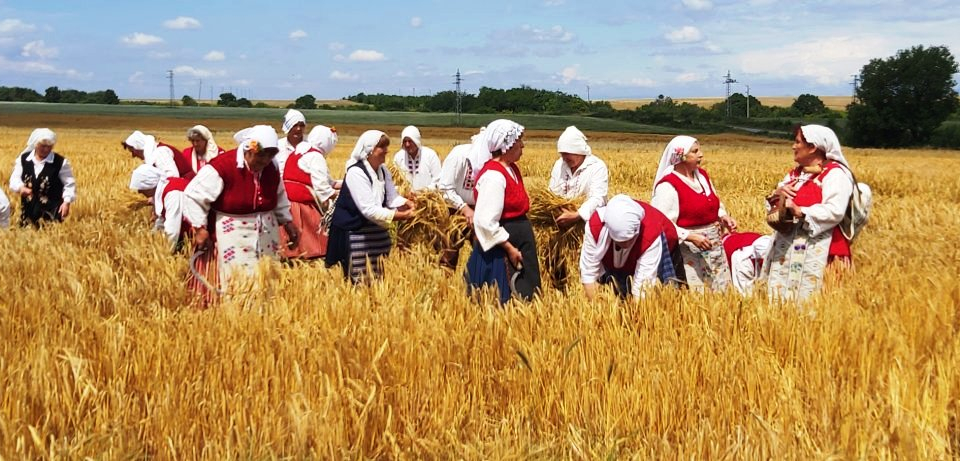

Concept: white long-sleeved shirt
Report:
left=153, top=186, right=185, bottom=244
left=0, top=188, right=9, bottom=228
left=651, top=170, right=728, bottom=241
left=438, top=144, right=476, bottom=210
left=275, top=137, right=296, bottom=178
left=473, top=167, right=518, bottom=251
left=579, top=207, right=663, bottom=298
left=9, top=151, right=77, bottom=203
left=776, top=167, right=854, bottom=238
left=548, top=155, right=609, bottom=220
left=344, top=161, right=407, bottom=228
left=148, top=145, right=180, bottom=179
left=393, top=146, right=442, bottom=191
left=296, top=151, right=337, bottom=203
left=182, top=151, right=293, bottom=227
left=729, top=235, right=772, bottom=296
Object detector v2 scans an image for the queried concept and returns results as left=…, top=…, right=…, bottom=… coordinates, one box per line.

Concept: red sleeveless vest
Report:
left=588, top=201, right=678, bottom=274
left=788, top=161, right=851, bottom=258
left=209, top=149, right=281, bottom=215
left=283, top=149, right=317, bottom=204
left=722, top=231, right=762, bottom=269
left=160, top=177, right=189, bottom=217
left=182, top=146, right=225, bottom=173
left=473, top=160, right=530, bottom=219
left=656, top=168, right=720, bottom=227
left=157, top=141, right=194, bottom=180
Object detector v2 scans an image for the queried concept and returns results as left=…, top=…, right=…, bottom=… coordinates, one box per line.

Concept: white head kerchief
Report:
left=186, top=125, right=220, bottom=160
left=800, top=124, right=849, bottom=168
left=297, top=125, right=338, bottom=156
left=125, top=130, right=162, bottom=166
left=557, top=125, right=591, bottom=156
left=346, top=130, right=387, bottom=168
left=605, top=194, right=645, bottom=242
left=282, top=109, right=306, bottom=134
left=21, top=128, right=57, bottom=156
left=128, top=164, right=163, bottom=191
left=652, top=135, right=698, bottom=194
left=400, top=125, right=422, bottom=151
left=469, top=119, right=524, bottom=181
left=234, top=125, right=279, bottom=152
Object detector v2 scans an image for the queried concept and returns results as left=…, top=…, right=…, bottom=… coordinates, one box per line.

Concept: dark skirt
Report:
left=465, top=216, right=541, bottom=304
left=325, top=223, right=392, bottom=283
left=601, top=233, right=683, bottom=298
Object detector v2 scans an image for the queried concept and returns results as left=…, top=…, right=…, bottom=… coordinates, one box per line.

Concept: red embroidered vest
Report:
left=160, top=177, right=189, bottom=217
left=588, top=201, right=678, bottom=274
left=656, top=168, right=720, bottom=227
left=182, top=146, right=225, bottom=173
left=283, top=149, right=317, bottom=204
left=158, top=141, right=194, bottom=180
left=209, top=149, right=281, bottom=215
left=722, top=231, right=763, bottom=269
left=787, top=161, right=851, bottom=258
left=473, top=160, right=530, bottom=219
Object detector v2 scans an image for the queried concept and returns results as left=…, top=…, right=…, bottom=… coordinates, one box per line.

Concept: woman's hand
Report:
left=394, top=209, right=415, bottom=221
left=503, top=243, right=523, bottom=269
left=58, top=202, right=71, bottom=219
left=774, top=183, right=798, bottom=200
left=686, top=232, right=713, bottom=251
left=193, top=227, right=210, bottom=251
left=19, top=185, right=32, bottom=198
left=284, top=222, right=300, bottom=248
left=460, top=206, right=475, bottom=227
left=719, top=215, right=737, bottom=231
left=785, top=199, right=804, bottom=219
left=555, top=209, right=581, bottom=228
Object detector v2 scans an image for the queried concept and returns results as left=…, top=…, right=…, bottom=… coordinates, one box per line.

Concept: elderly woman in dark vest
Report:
left=8, top=128, right=77, bottom=227
left=325, top=130, right=415, bottom=283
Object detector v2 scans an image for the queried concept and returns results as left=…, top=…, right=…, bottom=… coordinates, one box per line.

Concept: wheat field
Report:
left=0, top=121, right=958, bottom=459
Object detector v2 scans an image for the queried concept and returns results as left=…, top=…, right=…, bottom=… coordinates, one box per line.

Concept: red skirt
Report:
left=281, top=201, right=327, bottom=259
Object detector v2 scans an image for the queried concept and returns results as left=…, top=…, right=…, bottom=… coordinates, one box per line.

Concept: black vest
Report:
left=329, top=162, right=388, bottom=231
left=19, top=152, right=65, bottom=227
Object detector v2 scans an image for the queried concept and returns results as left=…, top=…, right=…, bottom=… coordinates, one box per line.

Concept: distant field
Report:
left=607, top=96, right=853, bottom=111
left=122, top=99, right=362, bottom=108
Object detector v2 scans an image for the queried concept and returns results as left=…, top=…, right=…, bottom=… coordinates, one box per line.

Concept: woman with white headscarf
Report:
left=129, top=164, right=190, bottom=248
left=761, top=124, right=864, bottom=301
left=325, top=130, right=415, bottom=283
left=651, top=135, right=737, bottom=292
left=580, top=194, right=680, bottom=299
left=123, top=130, right=194, bottom=180
left=392, top=125, right=442, bottom=191
left=466, top=119, right=541, bottom=304
left=182, top=125, right=297, bottom=292
left=280, top=125, right=339, bottom=259
left=9, top=128, right=77, bottom=227
left=276, top=109, right=307, bottom=177
left=183, top=125, right=224, bottom=174
left=549, top=125, right=609, bottom=227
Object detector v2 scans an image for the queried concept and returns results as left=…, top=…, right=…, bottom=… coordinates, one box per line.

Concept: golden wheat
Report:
left=0, top=123, right=958, bottom=459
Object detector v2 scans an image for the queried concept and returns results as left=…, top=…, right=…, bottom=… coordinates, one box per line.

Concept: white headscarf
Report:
left=800, top=124, right=849, bottom=168
left=282, top=109, right=306, bottom=134
left=605, top=194, right=645, bottom=242
left=125, top=130, right=163, bottom=166
left=557, top=125, right=591, bottom=156
left=186, top=125, right=220, bottom=160
left=400, top=125, right=422, bottom=150
left=21, top=128, right=57, bottom=156
left=346, top=130, right=387, bottom=168
left=297, top=125, right=339, bottom=156
left=128, top=164, right=163, bottom=191
left=652, top=135, right=698, bottom=194
left=233, top=125, right=279, bottom=152
left=469, top=119, right=524, bottom=181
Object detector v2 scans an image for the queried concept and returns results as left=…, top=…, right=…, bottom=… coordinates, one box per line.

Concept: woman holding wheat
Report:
left=8, top=128, right=77, bottom=228
left=279, top=125, right=339, bottom=259
left=466, top=119, right=541, bottom=304
left=761, top=124, right=866, bottom=301
left=182, top=125, right=298, bottom=290
left=651, top=135, right=737, bottom=292
left=325, top=130, right=415, bottom=283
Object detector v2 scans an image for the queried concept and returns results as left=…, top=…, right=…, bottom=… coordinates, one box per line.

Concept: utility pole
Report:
left=850, top=74, right=860, bottom=103
left=586, top=85, right=591, bottom=103
left=453, top=68, right=463, bottom=126
left=167, top=69, right=174, bottom=107
left=198, top=78, right=202, bottom=100
left=723, top=70, right=737, bottom=118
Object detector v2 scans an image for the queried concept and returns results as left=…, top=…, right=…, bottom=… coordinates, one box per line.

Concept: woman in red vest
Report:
left=280, top=125, right=339, bottom=259
left=761, top=125, right=859, bottom=301
left=183, top=125, right=298, bottom=292
left=122, top=130, right=195, bottom=180
left=466, top=119, right=541, bottom=304
left=580, top=194, right=680, bottom=299
left=182, top=125, right=224, bottom=175
left=128, top=164, right=190, bottom=248
left=651, top=135, right=738, bottom=292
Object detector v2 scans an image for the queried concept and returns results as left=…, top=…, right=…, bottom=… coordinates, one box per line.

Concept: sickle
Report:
left=189, top=249, right=223, bottom=296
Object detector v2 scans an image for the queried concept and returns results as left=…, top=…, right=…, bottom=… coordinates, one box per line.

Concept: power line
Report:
left=167, top=70, right=174, bottom=107
left=850, top=74, right=860, bottom=103
left=453, top=68, right=463, bottom=126
left=723, top=70, right=737, bottom=118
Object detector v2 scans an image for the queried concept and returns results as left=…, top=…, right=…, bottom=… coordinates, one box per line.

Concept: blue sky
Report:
left=1, top=0, right=958, bottom=101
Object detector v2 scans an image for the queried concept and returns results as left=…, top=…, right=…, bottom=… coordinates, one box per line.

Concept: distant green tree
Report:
left=182, top=95, right=198, bottom=106
left=44, top=86, right=61, bottom=103
left=0, top=86, right=43, bottom=102
left=293, top=94, right=317, bottom=109
left=847, top=45, right=959, bottom=147
left=792, top=94, right=827, bottom=116
left=217, top=92, right=238, bottom=107
left=235, top=97, right=253, bottom=108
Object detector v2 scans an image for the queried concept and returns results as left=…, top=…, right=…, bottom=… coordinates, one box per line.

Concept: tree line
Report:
left=0, top=86, right=119, bottom=105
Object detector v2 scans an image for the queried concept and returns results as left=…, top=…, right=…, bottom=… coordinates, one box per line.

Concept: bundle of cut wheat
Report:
left=387, top=164, right=470, bottom=254
left=526, top=188, right=585, bottom=290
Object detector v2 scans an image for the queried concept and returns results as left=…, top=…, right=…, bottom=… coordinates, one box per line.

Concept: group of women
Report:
left=3, top=117, right=866, bottom=304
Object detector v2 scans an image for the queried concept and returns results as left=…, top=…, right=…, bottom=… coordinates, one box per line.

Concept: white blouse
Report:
left=182, top=151, right=293, bottom=227
left=651, top=170, right=728, bottom=241
left=9, top=151, right=77, bottom=204
left=0, top=188, right=9, bottom=228
left=153, top=184, right=185, bottom=244
left=149, top=145, right=180, bottom=179
left=473, top=166, right=516, bottom=251
left=393, top=146, right=442, bottom=191
left=297, top=151, right=337, bottom=203
left=438, top=144, right=476, bottom=210
left=548, top=155, right=609, bottom=220
left=777, top=167, right=854, bottom=238
left=344, top=161, right=407, bottom=228
left=579, top=207, right=663, bottom=298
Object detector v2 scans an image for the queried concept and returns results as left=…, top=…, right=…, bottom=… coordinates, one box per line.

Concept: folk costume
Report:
left=548, top=126, right=609, bottom=220
left=280, top=125, right=339, bottom=259
left=8, top=128, right=76, bottom=227
left=392, top=125, right=442, bottom=191
left=276, top=109, right=306, bottom=177
left=182, top=125, right=224, bottom=174
left=124, top=130, right=194, bottom=180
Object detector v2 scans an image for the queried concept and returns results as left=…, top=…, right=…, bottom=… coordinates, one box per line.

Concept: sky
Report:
left=1, top=0, right=959, bottom=101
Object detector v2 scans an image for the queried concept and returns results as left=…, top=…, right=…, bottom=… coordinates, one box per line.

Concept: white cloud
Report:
left=628, top=77, right=657, bottom=87
left=204, top=50, right=225, bottom=61
left=348, top=49, right=386, bottom=62
left=129, top=71, right=145, bottom=84
left=21, top=40, right=58, bottom=59
left=163, top=16, right=201, bottom=30
left=173, top=65, right=226, bottom=79
left=676, top=72, right=706, bottom=83
left=681, top=0, right=713, bottom=10
left=516, top=24, right=575, bottom=43
left=560, top=65, right=581, bottom=84
left=0, top=55, right=90, bottom=79
left=122, top=32, right=164, bottom=46
left=289, top=29, right=307, bottom=40
left=0, top=19, right=36, bottom=34
left=739, top=35, right=888, bottom=85
left=330, top=70, right=358, bottom=81
left=328, top=42, right=346, bottom=52
left=544, top=0, right=565, bottom=5
left=665, top=26, right=702, bottom=43
left=148, top=51, right=172, bottom=59
left=410, top=16, right=422, bottom=28
left=233, top=79, right=251, bottom=86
